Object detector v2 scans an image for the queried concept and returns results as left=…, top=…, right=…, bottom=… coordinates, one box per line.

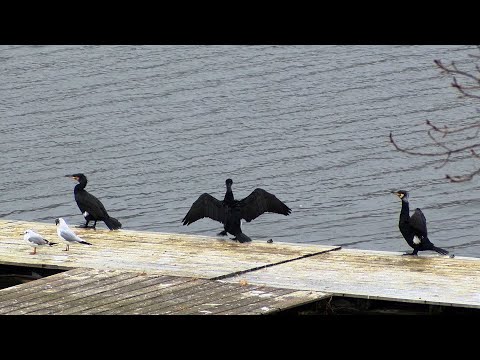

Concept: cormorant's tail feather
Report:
left=80, top=240, right=92, bottom=246
left=236, top=233, right=252, bottom=243
left=104, top=217, right=122, bottom=230
left=432, top=246, right=449, bottom=255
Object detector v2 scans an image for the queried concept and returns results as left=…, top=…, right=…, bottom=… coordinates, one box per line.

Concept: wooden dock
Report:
left=0, top=219, right=479, bottom=314
left=223, top=248, right=480, bottom=310
left=0, top=268, right=326, bottom=315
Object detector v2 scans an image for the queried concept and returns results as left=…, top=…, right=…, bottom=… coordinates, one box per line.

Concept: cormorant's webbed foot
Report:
left=217, top=230, right=228, bottom=236
left=77, top=224, right=96, bottom=230
left=402, top=251, right=418, bottom=256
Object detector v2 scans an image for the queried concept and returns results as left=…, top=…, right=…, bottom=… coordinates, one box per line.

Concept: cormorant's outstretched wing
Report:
left=409, top=208, right=428, bottom=237
left=238, top=188, right=291, bottom=223
left=76, top=191, right=110, bottom=219
left=182, top=193, right=227, bottom=225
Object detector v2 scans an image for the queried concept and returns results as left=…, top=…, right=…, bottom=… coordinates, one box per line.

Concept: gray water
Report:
left=1, top=45, right=479, bottom=257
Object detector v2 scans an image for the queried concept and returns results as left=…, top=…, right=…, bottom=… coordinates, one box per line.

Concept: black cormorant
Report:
left=65, top=173, right=122, bottom=230
left=182, top=178, right=292, bottom=243
left=392, top=190, right=449, bottom=256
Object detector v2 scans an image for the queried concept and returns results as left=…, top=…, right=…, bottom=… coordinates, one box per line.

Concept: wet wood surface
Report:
left=0, top=219, right=339, bottom=279
left=1, top=220, right=479, bottom=312
left=0, top=268, right=328, bottom=315
left=223, top=248, right=480, bottom=309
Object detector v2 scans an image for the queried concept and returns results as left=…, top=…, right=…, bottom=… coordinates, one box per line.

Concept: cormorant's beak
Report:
left=65, top=175, right=79, bottom=181
left=391, top=191, right=403, bottom=199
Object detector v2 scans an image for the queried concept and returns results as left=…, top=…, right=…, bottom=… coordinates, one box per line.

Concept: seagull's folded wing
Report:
left=60, top=229, right=82, bottom=242
left=28, top=234, right=48, bottom=246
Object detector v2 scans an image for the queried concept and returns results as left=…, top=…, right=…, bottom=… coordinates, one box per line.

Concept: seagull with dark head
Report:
left=23, top=229, right=57, bottom=255
left=182, top=178, right=292, bottom=243
left=392, top=190, right=449, bottom=256
left=65, top=173, right=122, bottom=230
left=55, top=217, right=92, bottom=251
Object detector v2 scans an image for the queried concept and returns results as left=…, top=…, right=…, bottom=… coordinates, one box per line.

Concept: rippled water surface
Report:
left=1, top=45, right=479, bottom=257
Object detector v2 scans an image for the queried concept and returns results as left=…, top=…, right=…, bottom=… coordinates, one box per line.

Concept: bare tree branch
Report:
left=472, top=149, right=480, bottom=159
left=426, top=119, right=480, bottom=139
left=446, top=167, right=480, bottom=182
left=390, top=46, right=480, bottom=182
left=434, top=59, right=480, bottom=84
left=390, top=128, right=480, bottom=157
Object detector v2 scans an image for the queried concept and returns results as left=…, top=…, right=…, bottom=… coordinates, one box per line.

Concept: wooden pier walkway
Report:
left=0, top=219, right=479, bottom=314
left=0, top=268, right=325, bottom=315
left=223, top=248, right=480, bottom=309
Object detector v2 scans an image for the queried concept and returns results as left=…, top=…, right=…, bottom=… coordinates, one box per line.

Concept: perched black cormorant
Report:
left=182, top=178, right=292, bottom=243
left=65, top=173, right=122, bottom=230
left=392, top=190, right=449, bottom=256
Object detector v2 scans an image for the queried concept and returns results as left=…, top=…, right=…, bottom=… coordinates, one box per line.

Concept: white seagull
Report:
left=55, top=217, right=92, bottom=251
left=23, top=229, right=57, bottom=255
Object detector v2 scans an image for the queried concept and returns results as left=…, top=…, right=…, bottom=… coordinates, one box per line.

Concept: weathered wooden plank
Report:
left=67, top=277, right=201, bottom=315
left=88, top=279, right=255, bottom=315
left=146, top=282, right=252, bottom=315
left=0, top=268, right=116, bottom=310
left=105, top=281, right=228, bottom=315
left=213, top=289, right=306, bottom=315
left=223, top=248, right=480, bottom=309
left=1, top=271, right=140, bottom=314
left=170, top=282, right=273, bottom=315
left=93, top=279, right=213, bottom=315
left=25, top=273, right=176, bottom=315
left=0, top=267, right=86, bottom=303
left=0, top=220, right=327, bottom=254
left=121, top=281, right=326, bottom=315
left=171, top=284, right=294, bottom=315
left=57, top=275, right=192, bottom=315
left=218, top=290, right=329, bottom=315
left=0, top=219, right=338, bottom=279
left=0, top=266, right=332, bottom=315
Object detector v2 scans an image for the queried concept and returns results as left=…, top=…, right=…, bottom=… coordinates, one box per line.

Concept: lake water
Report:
left=1, top=45, right=479, bottom=257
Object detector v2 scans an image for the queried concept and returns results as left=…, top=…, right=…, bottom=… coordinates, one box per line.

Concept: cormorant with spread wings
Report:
left=182, top=179, right=291, bottom=243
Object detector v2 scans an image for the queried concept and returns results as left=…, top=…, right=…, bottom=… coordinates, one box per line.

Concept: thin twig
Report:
left=435, top=59, right=480, bottom=83
left=446, top=167, right=480, bottom=182
left=426, top=119, right=480, bottom=136
left=391, top=47, right=480, bottom=182
left=390, top=131, right=480, bottom=156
